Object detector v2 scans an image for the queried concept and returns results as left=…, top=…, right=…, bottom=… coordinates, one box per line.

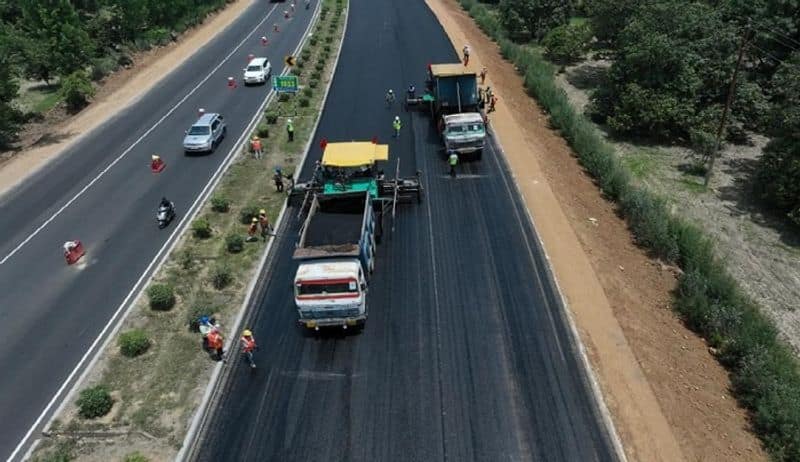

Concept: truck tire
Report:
left=368, top=255, right=375, bottom=274
left=475, top=149, right=483, bottom=161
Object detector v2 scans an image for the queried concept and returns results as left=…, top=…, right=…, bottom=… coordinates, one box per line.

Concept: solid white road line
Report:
left=0, top=2, right=280, bottom=267
left=5, top=3, right=299, bottom=461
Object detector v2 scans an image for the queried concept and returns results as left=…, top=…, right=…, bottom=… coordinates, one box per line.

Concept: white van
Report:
left=243, top=57, right=272, bottom=85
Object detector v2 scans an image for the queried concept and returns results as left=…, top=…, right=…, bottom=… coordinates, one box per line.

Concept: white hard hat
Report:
left=395, top=116, right=400, bottom=120
left=287, top=118, right=293, bottom=123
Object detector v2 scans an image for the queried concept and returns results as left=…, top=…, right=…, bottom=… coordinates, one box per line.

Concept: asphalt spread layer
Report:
left=0, top=4, right=314, bottom=459
left=195, top=0, right=617, bottom=461
left=305, top=212, right=363, bottom=246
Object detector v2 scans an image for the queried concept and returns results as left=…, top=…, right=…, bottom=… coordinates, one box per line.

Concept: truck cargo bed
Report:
left=305, top=213, right=363, bottom=247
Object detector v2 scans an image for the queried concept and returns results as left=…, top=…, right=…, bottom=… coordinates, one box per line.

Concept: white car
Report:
left=243, top=57, right=272, bottom=85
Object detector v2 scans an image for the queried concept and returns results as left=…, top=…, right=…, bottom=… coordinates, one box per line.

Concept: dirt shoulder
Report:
left=426, top=1, right=767, bottom=461
left=0, top=0, right=255, bottom=198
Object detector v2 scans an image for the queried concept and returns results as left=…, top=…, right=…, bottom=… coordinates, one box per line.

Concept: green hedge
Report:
left=458, top=0, right=800, bottom=459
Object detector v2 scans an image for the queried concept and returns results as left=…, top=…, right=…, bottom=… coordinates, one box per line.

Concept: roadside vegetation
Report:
left=459, top=0, right=800, bottom=460
left=0, top=0, right=236, bottom=150
left=31, top=0, right=347, bottom=460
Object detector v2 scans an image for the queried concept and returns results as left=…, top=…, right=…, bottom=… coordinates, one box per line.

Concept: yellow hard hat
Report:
left=151, top=155, right=160, bottom=160
left=259, top=209, right=266, bottom=215
left=252, top=217, right=258, bottom=223
left=252, top=136, right=259, bottom=140
left=243, top=329, right=252, bottom=337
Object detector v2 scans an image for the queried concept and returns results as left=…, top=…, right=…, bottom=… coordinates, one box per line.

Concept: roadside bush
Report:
left=323, top=44, right=332, bottom=53
left=76, top=386, right=113, bottom=419
left=310, top=37, right=318, bottom=46
left=315, top=62, right=325, bottom=72
left=311, top=71, right=322, bottom=80
left=192, top=218, right=212, bottom=238
left=60, top=71, right=95, bottom=113
left=225, top=234, right=244, bottom=254
left=278, top=92, right=291, bottom=102
left=309, top=79, right=319, bottom=89
left=460, top=1, right=800, bottom=459
left=257, top=123, right=270, bottom=138
left=118, top=329, right=150, bottom=357
left=211, top=195, right=230, bottom=212
left=298, top=97, right=310, bottom=108
left=325, top=36, right=334, bottom=44
left=123, top=453, right=149, bottom=462
left=301, top=49, right=312, bottom=60
left=302, top=87, right=313, bottom=98
left=147, top=283, right=175, bottom=311
left=89, top=57, right=117, bottom=82
left=265, top=111, right=279, bottom=124
left=187, top=298, right=219, bottom=328
left=178, top=248, right=196, bottom=270
left=117, top=53, right=133, bottom=67
left=239, top=205, right=260, bottom=224
left=210, top=265, right=233, bottom=289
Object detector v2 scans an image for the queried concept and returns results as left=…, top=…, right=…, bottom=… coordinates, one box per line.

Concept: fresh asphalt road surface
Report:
left=195, top=0, right=617, bottom=460
left=0, top=3, right=315, bottom=459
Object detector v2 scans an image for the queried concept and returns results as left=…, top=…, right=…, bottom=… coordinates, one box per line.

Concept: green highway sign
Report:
left=272, top=75, right=299, bottom=93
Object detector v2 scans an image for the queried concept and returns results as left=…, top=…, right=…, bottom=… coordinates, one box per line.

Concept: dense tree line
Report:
left=0, top=0, right=230, bottom=149
left=491, top=0, right=799, bottom=224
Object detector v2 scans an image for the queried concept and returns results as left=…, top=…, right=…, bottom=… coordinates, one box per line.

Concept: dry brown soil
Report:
left=427, top=1, right=768, bottom=461
left=0, top=0, right=255, bottom=197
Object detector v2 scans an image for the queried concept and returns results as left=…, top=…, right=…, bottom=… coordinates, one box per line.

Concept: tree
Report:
left=591, top=1, right=753, bottom=140
left=755, top=52, right=800, bottom=225
left=19, top=0, right=93, bottom=77
left=498, top=0, right=572, bottom=42
left=0, top=29, right=21, bottom=149
left=60, top=70, right=94, bottom=112
left=542, top=22, right=592, bottom=64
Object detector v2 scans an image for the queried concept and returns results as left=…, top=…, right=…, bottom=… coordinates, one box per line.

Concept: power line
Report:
left=748, top=42, right=786, bottom=64
left=751, top=25, right=800, bottom=53
left=750, top=19, right=800, bottom=49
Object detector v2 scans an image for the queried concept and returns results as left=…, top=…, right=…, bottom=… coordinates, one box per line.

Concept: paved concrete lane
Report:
left=194, top=0, right=617, bottom=461
left=0, top=3, right=315, bottom=459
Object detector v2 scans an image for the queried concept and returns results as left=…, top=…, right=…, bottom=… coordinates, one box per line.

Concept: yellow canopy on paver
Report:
left=429, top=63, right=477, bottom=77
left=322, top=142, right=389, bottom=167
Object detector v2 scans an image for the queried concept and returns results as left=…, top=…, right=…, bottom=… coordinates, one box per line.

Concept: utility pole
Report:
left=705, top=22, right=752, bottom=187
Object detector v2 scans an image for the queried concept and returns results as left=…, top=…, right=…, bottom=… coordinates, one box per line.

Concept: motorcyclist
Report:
left=159, top=197, right=173, bottom=211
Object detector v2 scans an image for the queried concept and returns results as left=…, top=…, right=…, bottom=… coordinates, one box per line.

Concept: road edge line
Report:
left=17, top=9, right=317, bottom=462
left=175, top=1, right=344, bottom=459
left=488, top=131, right=628, bottom=462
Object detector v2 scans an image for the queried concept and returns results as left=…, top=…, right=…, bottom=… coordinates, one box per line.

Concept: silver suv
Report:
left=183, top=113, right=226, bottom=154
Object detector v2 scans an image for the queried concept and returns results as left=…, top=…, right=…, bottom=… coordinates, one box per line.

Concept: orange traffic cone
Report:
left=227, top=77, right=237, bottom=89
left=64, top=240, right=85, bottom=265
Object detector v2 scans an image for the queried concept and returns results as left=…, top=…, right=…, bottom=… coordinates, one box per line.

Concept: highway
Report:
left=0, top=3, right=316, bottom=460
left=193, top=0, right=617, bottom=460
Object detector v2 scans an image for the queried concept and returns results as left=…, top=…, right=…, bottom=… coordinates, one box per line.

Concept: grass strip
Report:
left=457, top=0, right=800, bottom=460
left=31, top=1, right=348, bottom=460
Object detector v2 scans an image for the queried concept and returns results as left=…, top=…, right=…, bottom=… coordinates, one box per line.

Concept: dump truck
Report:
left=291, top=142, right=422, bottom=331
left=409, top=63, right=487, bottom=160
left=293, top=190, right=377, bottom=331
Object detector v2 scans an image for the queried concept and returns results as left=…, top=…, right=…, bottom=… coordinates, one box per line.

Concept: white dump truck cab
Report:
left=294, top=259, right=367, bottom=330
left=441, top=112, right=486, bottom=160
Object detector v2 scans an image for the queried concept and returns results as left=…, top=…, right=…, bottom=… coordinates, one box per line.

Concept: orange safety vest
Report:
left=207, top=330, right=223, bottom=349
left=240, top=336, right=256, bottom=353
left=248, top=222, right=258, bottom=236
left=251, top=140, right=262, bottom=151
left=259, top=215, right=269, bottom=228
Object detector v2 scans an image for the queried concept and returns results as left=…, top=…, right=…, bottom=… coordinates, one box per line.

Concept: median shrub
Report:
left=192, top=218, right=212, bottom=238
left=147, top=283, right=175, bottom=311
left=225, top=234, right=244, bottom=253
left=309, top=79, right=319, bottom=89
left=210, top=195, right=230, bottom=212
left=210, top=265, right=233, bottom=289
left=278, top=92, right=291, bottom=103
left=299, top=97, right=310, bottom=108
left=264, top=110, right=278, bottom=124
left=459, top=1, right=800, bottom=459
left=76, top=386, right=113, bottom=419
left=123, top=453, right=149, bottom=462
left=118, top=329, right=150, bottom=357
left=257, top=123, right=270, bottom=138
left=311, top=71, right=321, bottom=80
left=309, top=37, right=318, bottom=46
left=239, top=205, right=260, bottom=224
left=302, top=87, right=313, bottom=98
left=315, top=62, right=325, bottom=72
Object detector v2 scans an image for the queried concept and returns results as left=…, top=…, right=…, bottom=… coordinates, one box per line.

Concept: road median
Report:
left=29, top=1, right=348, bottom=460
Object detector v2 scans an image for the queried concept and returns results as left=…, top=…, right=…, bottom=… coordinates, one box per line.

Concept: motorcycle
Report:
left=157, top=202, right=176, bottom=228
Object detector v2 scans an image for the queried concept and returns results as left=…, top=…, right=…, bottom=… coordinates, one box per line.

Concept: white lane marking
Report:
left=5, top=5, right=300, bottom=461
left=0, top=3, right=280, bottom=267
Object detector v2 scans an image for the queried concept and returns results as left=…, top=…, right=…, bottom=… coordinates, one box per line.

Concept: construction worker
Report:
left=250, top=136, right=263, bottom=160
left=385, top=89, right=395, bottom=107
left=448, top=150, right=459, bottom=178
left=480, top=66, right=487, bottom=84
left=273, top=167, right=285, bottom=192
left=488, top=94, right=498, bottom=113
left=247, top=217, right=259, bottom=242
left=286, top=118, right=294, bottom=142
left=305, top=0, right=311, bottom=9
left=392, top=116, right=402, bottom=138
left=240, top=329, right=258, bottom=368
left=407, top=84, right=416, bottom=100
left=290, top=2, right=295, bottom=13
left=207, top=327, right=225, bottom=361
left=462, top=45, right=470, bottom=65
left=151, top=155, right=164, bottom=171
left=258, top=209, right=273, bottom=240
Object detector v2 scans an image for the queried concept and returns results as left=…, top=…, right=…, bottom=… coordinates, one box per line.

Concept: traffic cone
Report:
left=247, top=53, right=255, bottom=64
left=319, top=138, right=328, bottom=150
left=64, top=240, right=85, bottom=265
left=227, top=77, right=237, bottom=89
left=260, top=36, right=268, bottom=46
left=274, top=23, right=280, bottom=33
left=371, top=136, right=378, bottom=144
left=150, top=155, right=166, bottom=173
